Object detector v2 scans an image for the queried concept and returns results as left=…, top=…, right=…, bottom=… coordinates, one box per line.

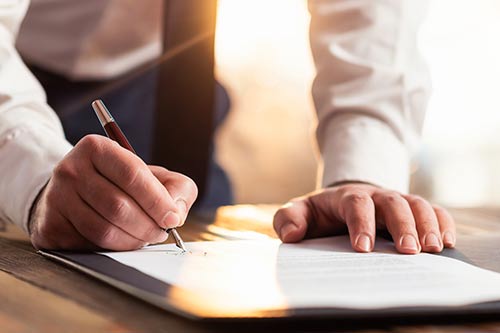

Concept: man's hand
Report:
left=29, top=135, right=198, bottom=251
left=273, top=183, right=455, bottom=254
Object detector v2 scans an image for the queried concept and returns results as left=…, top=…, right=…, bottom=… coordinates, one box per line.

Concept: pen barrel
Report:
left=103, top=122, right=137, bottom=154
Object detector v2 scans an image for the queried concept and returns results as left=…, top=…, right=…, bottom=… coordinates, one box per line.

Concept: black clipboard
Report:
left=39, top=244, right=500, bottom=322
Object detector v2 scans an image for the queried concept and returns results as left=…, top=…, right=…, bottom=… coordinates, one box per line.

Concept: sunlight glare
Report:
left=214, top=0, right=318, bottom=204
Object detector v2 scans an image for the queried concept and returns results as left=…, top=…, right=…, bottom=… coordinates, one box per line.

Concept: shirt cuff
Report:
left=318, top=114, right=410, bottom=194
left=0, top=124, right=72, bottom=233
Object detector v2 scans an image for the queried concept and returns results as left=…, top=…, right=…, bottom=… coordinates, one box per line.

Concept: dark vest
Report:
left=28, top=0, right=232, bottom=210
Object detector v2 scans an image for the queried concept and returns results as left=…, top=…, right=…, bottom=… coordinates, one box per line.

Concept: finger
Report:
left=434, top=205, right=456, bottom=248
left=75, top=169, right=168, bottom=244
left=373, top=191, right=421, bottom=254
left=339, top=191, right=376, bottom=252
left=273, top=200, right=310, bottom=243
left=405, top=195, right=443, bottom=253
left=149, top=166, right=198, bottom=225
left=78, top=135, right=180, bottom=228
left=61, top=191, right=149, bottom=251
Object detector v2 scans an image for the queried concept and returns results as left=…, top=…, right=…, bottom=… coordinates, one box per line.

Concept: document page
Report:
left=101, top=236, right=500, bottom=314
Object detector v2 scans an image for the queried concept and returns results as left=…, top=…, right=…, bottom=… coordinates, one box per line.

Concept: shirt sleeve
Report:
left=308, top=0, right=431, bottom=193
left=0, top=0, right=72, bottom=232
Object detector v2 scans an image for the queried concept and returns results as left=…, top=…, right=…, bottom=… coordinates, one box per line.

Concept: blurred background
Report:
left=214, top=0, right=500, bottom=208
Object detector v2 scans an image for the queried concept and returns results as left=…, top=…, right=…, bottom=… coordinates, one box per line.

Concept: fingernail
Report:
left=162, top=211, right=181, bottom=228
left=424, top=233, right=441, bottom=248
left=355, top=234, right=372, bottom=252
left=400, top=234, right=419, bottom=252
left=175, top=199, right=187, bottom=217
left=154, top=231, right=169, bottom=244
left=280, top=223, right=297, bottom=240
left=443, top=231, right=455, bottom=247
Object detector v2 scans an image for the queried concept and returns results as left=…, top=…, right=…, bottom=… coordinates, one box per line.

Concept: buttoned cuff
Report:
left=318, top=114, right=410, bottom=194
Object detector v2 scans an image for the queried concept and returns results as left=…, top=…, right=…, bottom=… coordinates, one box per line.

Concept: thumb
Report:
left=273, top=200, right=310, bottom=242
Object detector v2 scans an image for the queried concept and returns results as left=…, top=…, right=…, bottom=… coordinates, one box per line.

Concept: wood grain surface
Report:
left=1, top=206, right=500, bottom=333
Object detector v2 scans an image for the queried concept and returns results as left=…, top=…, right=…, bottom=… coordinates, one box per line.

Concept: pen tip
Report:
left=170, top=229, right=188, bottom=252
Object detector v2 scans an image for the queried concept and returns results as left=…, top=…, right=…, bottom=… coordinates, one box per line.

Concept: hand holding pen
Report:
left=28, top=100, right=197, bottom=251
left=92, top=100, right=188, bottom=251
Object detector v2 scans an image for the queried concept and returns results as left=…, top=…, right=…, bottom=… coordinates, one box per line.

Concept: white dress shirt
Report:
left=0, top=0, right=430, bottom=232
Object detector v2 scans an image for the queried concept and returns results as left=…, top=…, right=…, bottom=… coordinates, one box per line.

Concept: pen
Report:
left=91, top=99, right=187, bottom=252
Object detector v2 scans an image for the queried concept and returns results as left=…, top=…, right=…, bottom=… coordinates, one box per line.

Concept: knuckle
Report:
left=177, top=174, right=198, bottom=201
left=407, top=195, right=428, bottom=207
left=433, top=205, right=455, bottom=224
left=334, top=185, right=350, bottom=197
left=342, top=192, right=370, bottom=205
left=53, top=161, right=78, bottom=181
left=94, top=226, right=117, bottom=248
left=146, top=194, right=165, bottom=215
left=416, top=219, right=435, bottom=230
left=382, top=192, right=402, bottom=204
left=170, top=172, right=198, bottom=191
left=78, top=134, right=105, bottom=153
left=122, top=165, right=142, bottom=189
left=107, top=198, right=130, bottom=222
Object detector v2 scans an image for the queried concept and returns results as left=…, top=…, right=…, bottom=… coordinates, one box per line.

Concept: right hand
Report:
left=29, top=135, right=198, bottom=251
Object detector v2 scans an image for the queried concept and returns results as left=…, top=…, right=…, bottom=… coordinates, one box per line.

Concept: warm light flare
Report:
left=216, top=0, right=311, bottom=70
left=214, top=0, right=318, bottom=204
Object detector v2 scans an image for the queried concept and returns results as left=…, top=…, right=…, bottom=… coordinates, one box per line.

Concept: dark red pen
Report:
left=91, top=99, right=187, bottom=252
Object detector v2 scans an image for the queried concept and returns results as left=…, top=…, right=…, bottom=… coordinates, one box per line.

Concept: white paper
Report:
left=101, top=236, right=500, bottom=313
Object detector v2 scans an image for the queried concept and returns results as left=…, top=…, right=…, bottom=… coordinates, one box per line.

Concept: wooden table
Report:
left=1, top=205, right=500, bottom=333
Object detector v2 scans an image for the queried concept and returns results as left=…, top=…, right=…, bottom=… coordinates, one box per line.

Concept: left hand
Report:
left=273, top=183, right=456, bottom=254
